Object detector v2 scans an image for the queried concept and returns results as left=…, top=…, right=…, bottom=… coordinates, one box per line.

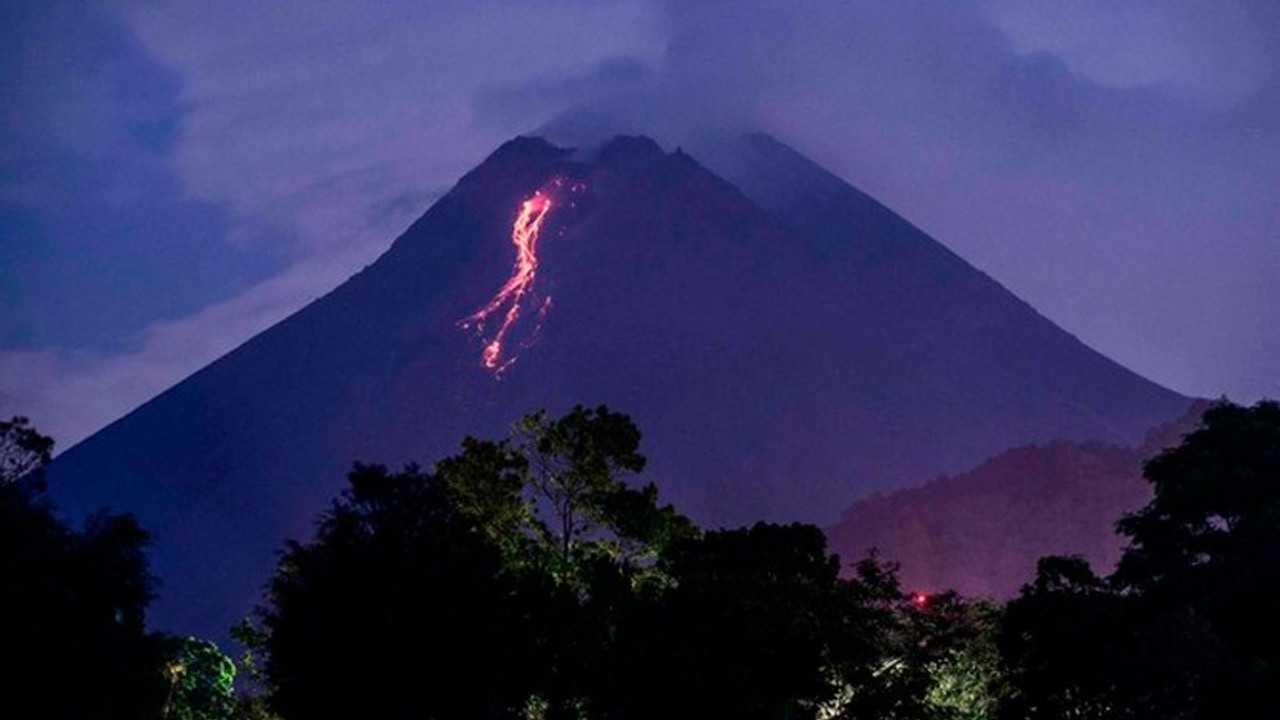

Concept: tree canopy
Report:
left=21, top=398, right=1271, bottom=718
left=163, top=636, right=237, bottom=720
left=999, top=400, right=1280, bottom=719
left=251, top=406, right=979, bottom=720
left=0, top=417, right=171, bottom=719
left=257, top=406, right=699, bottom=720
left=0, top=416, right=55, bottom=486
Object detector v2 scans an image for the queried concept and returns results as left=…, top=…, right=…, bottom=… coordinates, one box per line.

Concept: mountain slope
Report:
left=698, top=133, right=1188, bottom=445
left=49, top=134, right=1188, bottom=639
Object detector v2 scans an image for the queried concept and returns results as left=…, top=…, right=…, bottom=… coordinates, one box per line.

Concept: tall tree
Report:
left=1, top=415, right=55, bottom=485
left=163, top=636, right=237, bottom=720
left=999, top=400, right=1280, bottom=719
left=0, top=418, right=169, bottom=719
left=260, top=463, right=544, bottom=720
left=601, top=522, right=865, bottom=720
left=257, top=407, right=693, bottom=720
left=997, top=556, right=1155, bottom=720
left=1114, top=399, right=1280, bottom=717
left=257, top=406, right=993, bottom=719
left=510, top=406, right=693, bottom=576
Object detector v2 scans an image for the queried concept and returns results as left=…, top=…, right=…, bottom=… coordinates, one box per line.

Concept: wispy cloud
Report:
left=0, top=234, right=393, bottom=449
left=982, top=0, right=1280, bottom=105
left=117, top=0, right=663, bottom=255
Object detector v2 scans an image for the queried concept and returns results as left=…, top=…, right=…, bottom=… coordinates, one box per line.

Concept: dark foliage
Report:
left=998, top=557, right=1161, bottom=719
left=0, top=416, right=55, bottom=485
left=254, top=407, right=927, bottom=720
left=999, top=400, right=1280, bottom=719
left=599, top=522, right=867, bottom=720
left=838, top=554, right=1000, bottom=720
left=261, top=463, right=546, bottom=720
left=1117, top=399, right=1280, bottom=717
left=0, top=417, right=169, bottom=719
left=257, top=407, right=698, bottom=720
left=162, top=636, right=237, bottom=720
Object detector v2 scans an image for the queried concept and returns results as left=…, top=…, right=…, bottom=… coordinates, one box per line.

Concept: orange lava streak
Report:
left=462, top=191, right=553, bottom=372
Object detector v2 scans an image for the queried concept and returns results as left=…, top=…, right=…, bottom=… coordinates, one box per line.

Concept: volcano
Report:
left=49, top=134, right=1190, bottom=640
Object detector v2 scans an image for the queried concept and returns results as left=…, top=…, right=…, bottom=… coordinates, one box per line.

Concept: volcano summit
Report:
left=49, top=134, right=1189, bottom=640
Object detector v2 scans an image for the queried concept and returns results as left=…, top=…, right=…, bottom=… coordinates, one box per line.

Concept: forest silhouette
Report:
left=1, top=401, right=1278, bottom=719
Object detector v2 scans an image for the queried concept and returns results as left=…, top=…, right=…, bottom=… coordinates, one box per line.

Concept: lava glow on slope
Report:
left=460, top=187, right=556, bottom=374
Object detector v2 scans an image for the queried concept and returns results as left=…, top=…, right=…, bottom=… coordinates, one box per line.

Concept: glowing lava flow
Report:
left=461, top=190, right=554, bottom=373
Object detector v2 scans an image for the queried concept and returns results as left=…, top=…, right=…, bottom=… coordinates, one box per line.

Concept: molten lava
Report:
left=461, top=189, right=554, bottom=373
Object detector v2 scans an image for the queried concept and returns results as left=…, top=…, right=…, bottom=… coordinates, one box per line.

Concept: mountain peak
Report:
left=597, top=134, right=665, bottom=171
left=485, top=134, right=568, bottom=163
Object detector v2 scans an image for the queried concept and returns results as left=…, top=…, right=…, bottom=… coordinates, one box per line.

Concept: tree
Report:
left=260, top=463, right=543, bottom=720
left=997, top=557, right=1154, bottom=720
left=227, top=620, right=281, bottom=720
left=0, top=415, right=54, bottom=485
left=838, top=554, right=1000, bottom=720
left=256, top=406, right=694, bottom=720
left=922, top=600, right=1004, bottom=720
left=1116, top=400, right=1280, bottom=588
left=1114, top=399, right=1280, bottom=717
left=163, top=636, right=236, bottom=720
left=508, top=406, right=694, bottom=580
left=599, top=522, right=866, bottom=720
left=0, top=418, right=170, bottom=719
left=598, top=535, right=999, bottom=720
left=257, top=405, right=1001, bottom=719
left=998, top=400, right=1280, bottom=719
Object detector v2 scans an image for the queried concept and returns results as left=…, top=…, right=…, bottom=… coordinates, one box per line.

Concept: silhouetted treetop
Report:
left=0, top=419, right=168, bottom=719
left=1116, top=399, right=1280, bottom=589
left=1, top=415, right=54, bottom=486
left=1000, top=400, right=1280, bottom=719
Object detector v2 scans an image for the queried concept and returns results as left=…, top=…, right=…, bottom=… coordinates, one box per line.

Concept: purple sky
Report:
left=3, top=0, right=1277, bottom=449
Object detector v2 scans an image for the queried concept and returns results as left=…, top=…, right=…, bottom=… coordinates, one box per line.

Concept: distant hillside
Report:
left=828, top=401, right=1210, bottom=598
